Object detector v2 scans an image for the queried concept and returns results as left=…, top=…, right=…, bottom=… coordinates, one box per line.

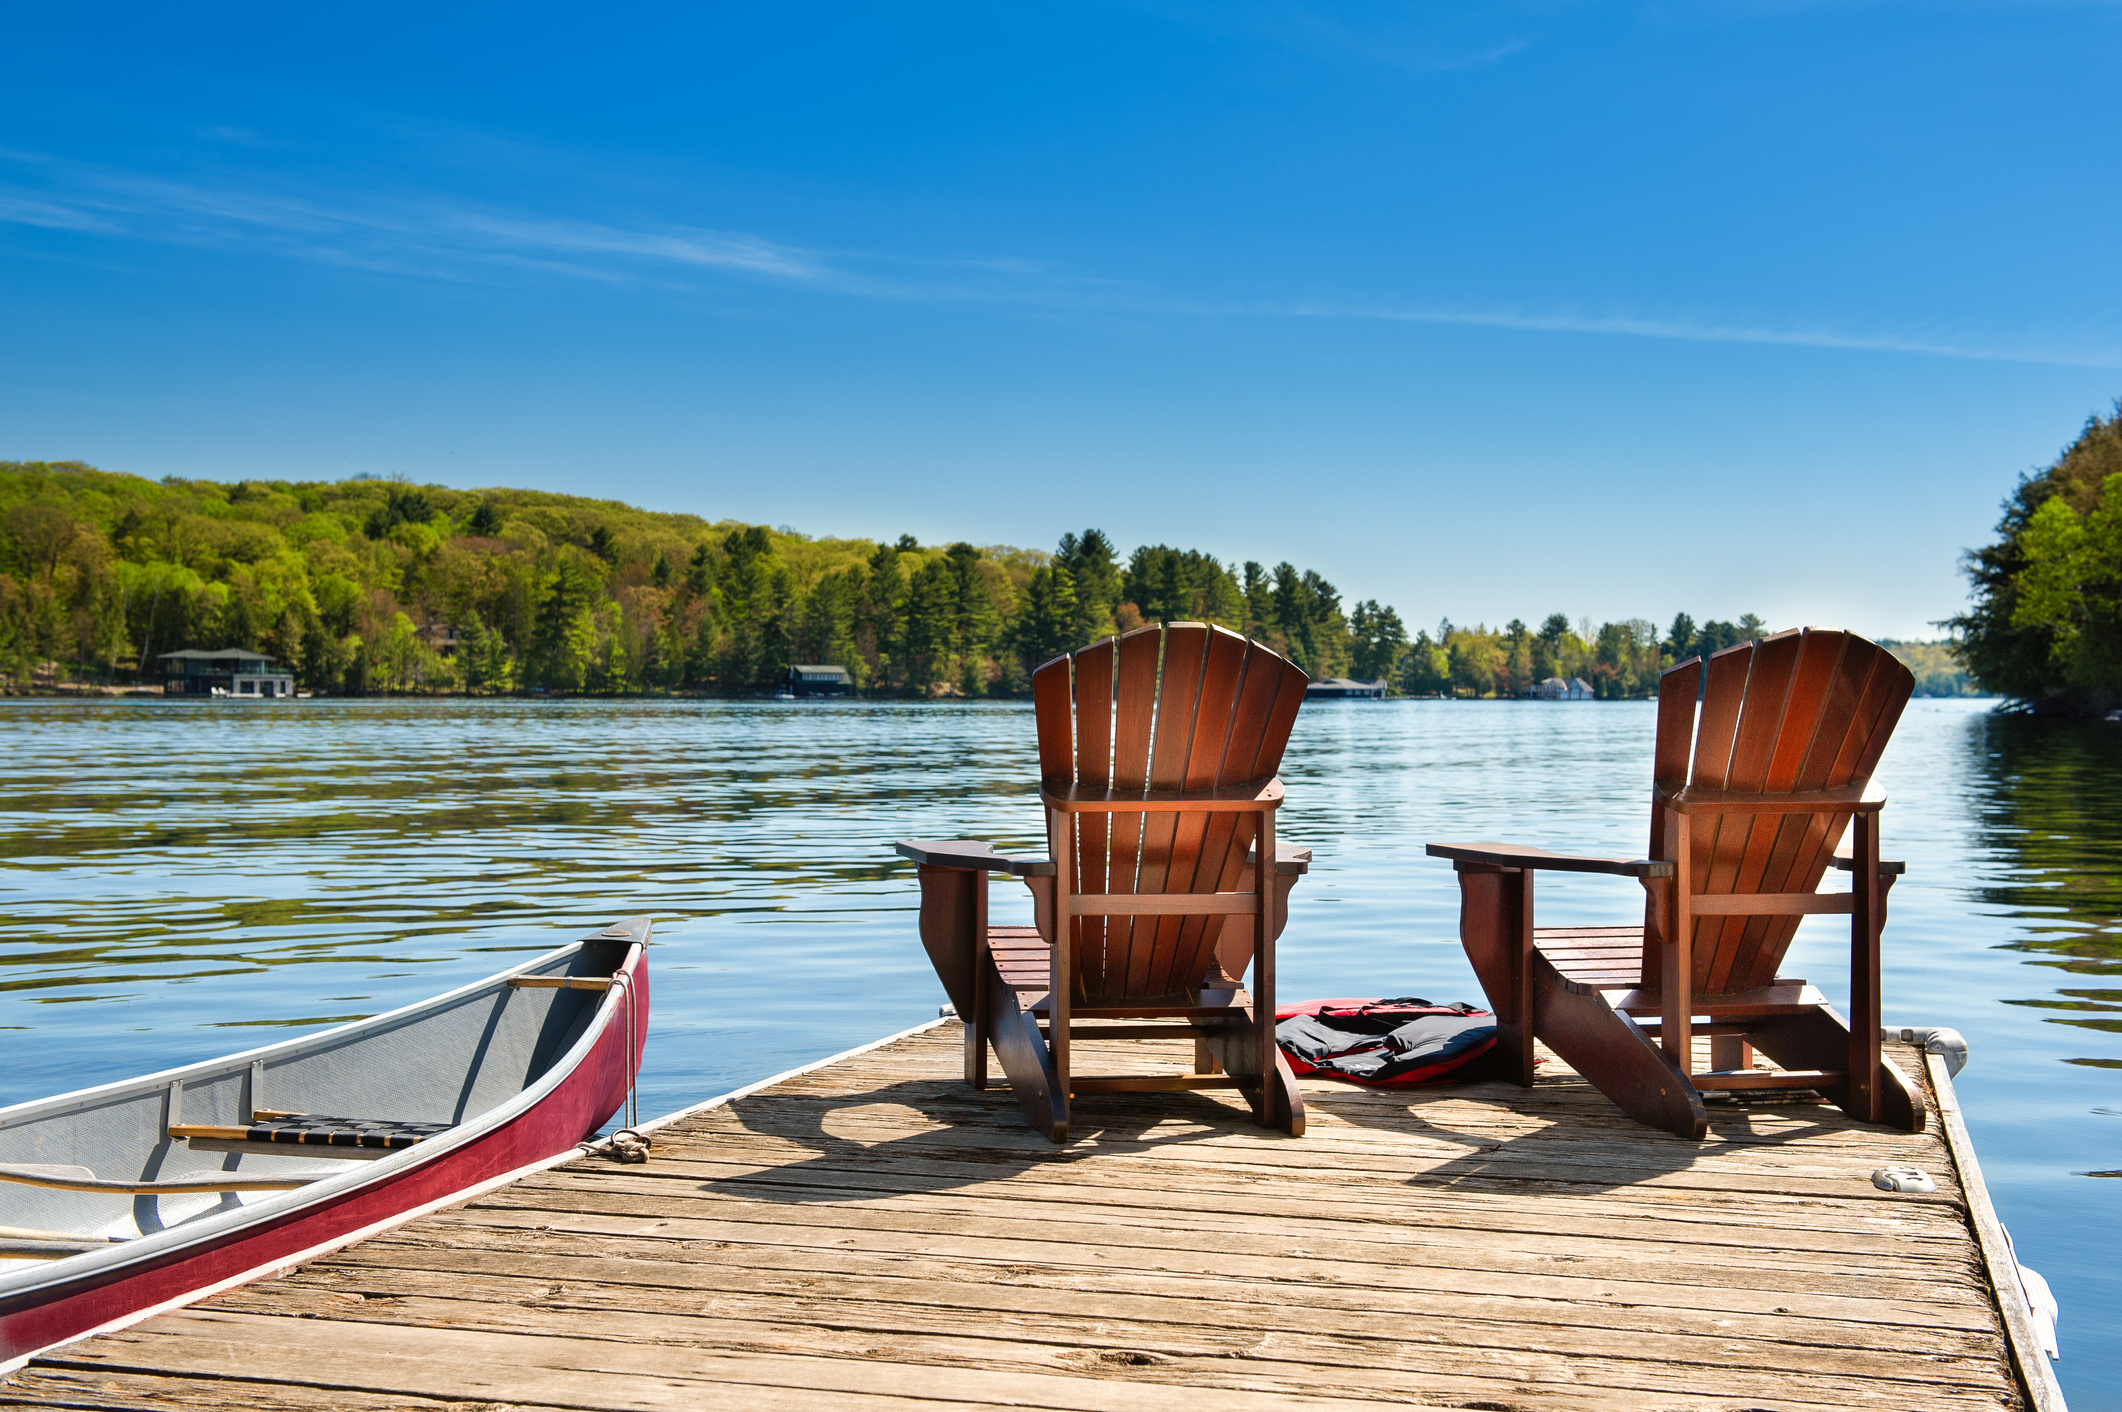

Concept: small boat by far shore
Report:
left=0, top=917, right=650, bottom=1372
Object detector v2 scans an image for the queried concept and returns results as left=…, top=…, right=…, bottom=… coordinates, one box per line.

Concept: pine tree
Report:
left=1348, top=600, right=1407, bottom=682
left=530, top=550, right=601, bottom=689
left=1014, top=564, right=1078, bottom=672
left=900, top=557, right=957, bottom=692
left=1056, top=529, right=1120, bottom=643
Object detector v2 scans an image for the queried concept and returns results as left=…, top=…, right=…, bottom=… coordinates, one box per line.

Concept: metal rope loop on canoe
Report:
left=572, top=963, right=649, bottom=1164
left=611, top=965, right=640, bottom=1135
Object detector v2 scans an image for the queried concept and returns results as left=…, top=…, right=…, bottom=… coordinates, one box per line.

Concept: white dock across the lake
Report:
left=3, top=1026, right=2061, bottom=1411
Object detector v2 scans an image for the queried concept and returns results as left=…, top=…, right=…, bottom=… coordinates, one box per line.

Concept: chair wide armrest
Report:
left=894, top=840, right=1058, bottom=878
left=1426, top=841, right=1674, bottom=879
left=1244, top=842, right=1313, bottom=876
left=1832, top=853, right=1907, bottom=877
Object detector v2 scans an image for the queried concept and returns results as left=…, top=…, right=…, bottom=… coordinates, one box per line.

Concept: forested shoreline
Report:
left=1, top=461, right=1970, bottom=699
left=1954, top=401, right=2122, bottom=715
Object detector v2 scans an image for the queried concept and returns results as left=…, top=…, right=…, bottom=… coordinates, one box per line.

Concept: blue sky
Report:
left=4, top=2, right=2119, bottom=639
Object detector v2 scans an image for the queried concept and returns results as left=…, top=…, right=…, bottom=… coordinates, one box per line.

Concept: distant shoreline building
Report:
left=156, top=648, right=295, bottom=699
left=784, top=664, right=854, bottom=698
left=1304, top=677, right=1387, bottom=700
left=1532, top=676, right=1594, bottom=701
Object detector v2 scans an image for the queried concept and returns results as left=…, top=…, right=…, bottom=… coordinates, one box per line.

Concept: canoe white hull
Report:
left=0, top=921, right=650, bottom=1372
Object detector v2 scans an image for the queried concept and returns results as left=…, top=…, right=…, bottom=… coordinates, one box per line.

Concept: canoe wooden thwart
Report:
left=0, top=917, right=651, bottom=1374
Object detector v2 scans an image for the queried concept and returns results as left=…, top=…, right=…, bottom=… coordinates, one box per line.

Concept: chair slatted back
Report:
left=1645, top=628, right=1914, bottom=994
left=1031, top=623, right=1308, bottom=1005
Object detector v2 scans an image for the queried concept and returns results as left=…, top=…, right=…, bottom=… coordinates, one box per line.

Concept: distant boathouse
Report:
left=156, top=648, right=295, bottom=699
left=1532, top=675, right=1594, bottom=700
left=784, top=664, right=854, bottom=698
left=1303, top=677, right=1387, bottom=700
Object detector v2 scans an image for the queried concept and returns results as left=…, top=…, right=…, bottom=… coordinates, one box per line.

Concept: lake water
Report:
left=1, top=695, right=2116, bottom=1404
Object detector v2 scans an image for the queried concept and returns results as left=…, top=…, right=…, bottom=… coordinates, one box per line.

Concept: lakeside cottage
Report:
left=155, top=648, right=295, bottom=699
left=1532, top=675, right=1594, bottom=700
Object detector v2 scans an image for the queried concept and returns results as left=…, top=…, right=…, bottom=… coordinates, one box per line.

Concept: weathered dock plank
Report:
left=2, top=1028, right=2032, bottom=1411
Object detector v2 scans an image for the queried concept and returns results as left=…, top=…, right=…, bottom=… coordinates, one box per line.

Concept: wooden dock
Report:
left=3, top=1025, right=2052, bottom=1411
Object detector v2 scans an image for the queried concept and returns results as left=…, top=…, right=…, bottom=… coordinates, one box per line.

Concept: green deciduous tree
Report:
left=1953, top=402, right=2122, bottom=712
left=1399, top=631, right=1452, bottom=695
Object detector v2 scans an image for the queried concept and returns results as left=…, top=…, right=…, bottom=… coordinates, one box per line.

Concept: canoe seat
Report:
left=169, top=1113, right=453, bottom=1151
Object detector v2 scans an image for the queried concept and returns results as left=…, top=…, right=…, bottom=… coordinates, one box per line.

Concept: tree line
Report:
left=1387, top=612, right=1766, bottom=701
left=1, top=460, right=1912, bottom=700
left=0, top=463, right=1382, bottom=697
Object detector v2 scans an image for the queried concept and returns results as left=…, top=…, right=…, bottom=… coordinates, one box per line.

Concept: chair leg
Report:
left=1531, top=952, right=1708, bottom=1141
left=964, top=944, right=991, bottom=1090
left=1268, top=1049, right=1306, bottom=1138
left=1747, top=1003, right=1926, bottom=1134
left=1874, top=1054, right=1925, bottom=1133
left=915, top=864, right=983, bottom=1019
left=976, top=949, right=1069, bottom=1142
left=1196, top=1005, right=1304, bottom=1138
left=1454, top=863, right=1536, bottom=1087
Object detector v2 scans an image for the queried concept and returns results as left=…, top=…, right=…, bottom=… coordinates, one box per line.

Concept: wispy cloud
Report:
left=441, top=211, right=822, bottom=282
left=1261, top=298, right=2122, bottom=368
left=2, top=148, right=2111, bottom=368
left=0, top=190, right=124, bottom=234
left=0, top=150, right=839, bottom=291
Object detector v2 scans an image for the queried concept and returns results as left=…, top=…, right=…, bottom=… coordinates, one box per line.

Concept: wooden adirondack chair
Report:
left=1427, top=628, right=1925, bottom=1141
left=896, top=623, right=1313, bottom=1143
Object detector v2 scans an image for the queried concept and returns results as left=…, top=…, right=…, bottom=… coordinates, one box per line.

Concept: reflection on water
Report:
left=0, top=698, right=1048, bottom=1123
left=1972, top=716, right=2122, bottom=1074
left=0, top=696, right=2115, bottom=1404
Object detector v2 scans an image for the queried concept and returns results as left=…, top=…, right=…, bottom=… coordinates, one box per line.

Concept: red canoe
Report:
left=0, top=916, right=649, bottom=1372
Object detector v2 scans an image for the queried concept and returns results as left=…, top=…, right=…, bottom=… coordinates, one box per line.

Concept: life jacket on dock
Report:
left=1274, top=998, right=1498, bottom=1087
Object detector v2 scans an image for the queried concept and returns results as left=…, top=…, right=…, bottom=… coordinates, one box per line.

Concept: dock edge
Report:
left=1928, top=1049, right=2069, bottom=1412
